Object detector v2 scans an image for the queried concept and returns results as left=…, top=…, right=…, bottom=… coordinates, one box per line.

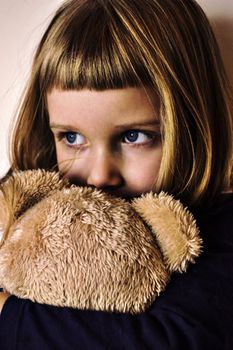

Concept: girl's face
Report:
left=48, top=88, right=162, bottom=199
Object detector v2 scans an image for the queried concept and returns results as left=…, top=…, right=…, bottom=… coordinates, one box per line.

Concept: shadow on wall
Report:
left=211, top=17, right=233, bottom=88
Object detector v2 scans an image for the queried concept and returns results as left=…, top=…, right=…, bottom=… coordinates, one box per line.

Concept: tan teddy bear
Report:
left=0, top=170, right=202, bottom=314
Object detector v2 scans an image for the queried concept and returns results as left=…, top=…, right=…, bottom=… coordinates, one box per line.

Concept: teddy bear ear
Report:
left=132, top=192, right=202, bottom=273
left=0, top=170, right=68, bottom=246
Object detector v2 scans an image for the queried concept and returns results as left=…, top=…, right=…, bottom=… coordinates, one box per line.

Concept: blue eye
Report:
left=123, top=130, right=153, bottom=144
left=66, top=132, right=77, bottom=144
left=124, top=131, right=139, bottom=143
left=64, top=132, right=85, bottom=146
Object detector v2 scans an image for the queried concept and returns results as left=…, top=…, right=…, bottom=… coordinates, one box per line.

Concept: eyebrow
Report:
left=50, top=123, right=80, bottom=132
left=50, top=120, right=160, bottom=131
left=115, top=120, right=160, bottom=130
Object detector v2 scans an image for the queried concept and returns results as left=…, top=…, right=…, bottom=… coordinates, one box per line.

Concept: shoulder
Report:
left=0, top=292, right=11, bottom=313
left=195, top=193, right=233, bottom=224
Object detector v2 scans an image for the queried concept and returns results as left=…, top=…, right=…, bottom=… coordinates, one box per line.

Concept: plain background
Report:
left=0, top=0, right=233, bottom=177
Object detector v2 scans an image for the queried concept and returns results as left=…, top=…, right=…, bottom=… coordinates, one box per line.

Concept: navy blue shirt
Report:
left=1, top=194, right=233, bottom=349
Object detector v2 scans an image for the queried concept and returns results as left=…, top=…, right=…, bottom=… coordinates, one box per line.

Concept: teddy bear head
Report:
left=0, top=170, right=202, bottom=314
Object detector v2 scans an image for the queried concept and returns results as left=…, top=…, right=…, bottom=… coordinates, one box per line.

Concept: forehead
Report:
left=47, top=87, right=160, bottom=127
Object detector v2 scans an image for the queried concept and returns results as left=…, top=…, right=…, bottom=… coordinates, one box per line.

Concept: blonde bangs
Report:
left=37, top=2, right=153, bottom=92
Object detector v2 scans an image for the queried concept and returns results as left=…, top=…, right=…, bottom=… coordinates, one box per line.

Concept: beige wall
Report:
left=0, top=0, right=232, bottom=176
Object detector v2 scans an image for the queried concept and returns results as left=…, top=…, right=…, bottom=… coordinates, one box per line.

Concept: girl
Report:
left=0, top=0, right=233, bottom=348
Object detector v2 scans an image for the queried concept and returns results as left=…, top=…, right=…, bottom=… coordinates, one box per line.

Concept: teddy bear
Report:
left=0, top=170, right=202, bottom=314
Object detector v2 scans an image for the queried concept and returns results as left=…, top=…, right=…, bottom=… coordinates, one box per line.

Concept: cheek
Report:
left=125, top=148, right=162, bottom=190
left=55, top=152, right=87, bottom=185
left=55, top=144, right=76, bottom=173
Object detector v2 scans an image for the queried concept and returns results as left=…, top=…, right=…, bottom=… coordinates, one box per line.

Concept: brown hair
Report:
left=9, top=0, right=233, bottom=207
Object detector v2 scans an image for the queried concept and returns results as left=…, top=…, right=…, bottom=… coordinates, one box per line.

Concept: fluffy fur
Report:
left=0, top=170, right=202, bottom=314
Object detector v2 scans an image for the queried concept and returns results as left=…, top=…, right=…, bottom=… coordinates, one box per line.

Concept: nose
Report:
left=87, top=153, right=123, bottom=189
